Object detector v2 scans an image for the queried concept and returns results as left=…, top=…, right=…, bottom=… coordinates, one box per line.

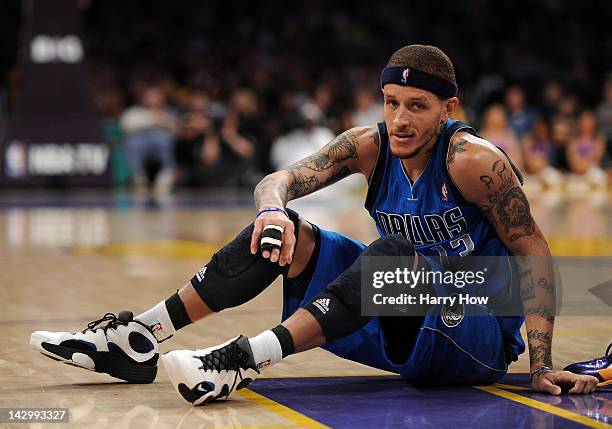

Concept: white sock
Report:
left=135, top=301, right=176, bottom=342
left=248, top=330, right=283, bottom=369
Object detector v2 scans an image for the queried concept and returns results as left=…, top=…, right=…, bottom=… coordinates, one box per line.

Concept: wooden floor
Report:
left=0, top=189, right=610, bottom=428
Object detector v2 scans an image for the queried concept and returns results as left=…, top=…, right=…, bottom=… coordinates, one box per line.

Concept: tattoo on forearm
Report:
left=520, top=282, right=536, bottom=301
left=527, top=329, right=553, bottom=367
left=524, top=305, right=555, bottom=324
left=447, top=139, right=467, bottom=164
left=479, top=161, right=535, bottom=241
left=528, top=342, right=553, bottom=367
left=287, top=166, right=351, bottom=200
left=254, top=175, right=288, bottom=210
left=519, top=268, right=535, bottom=301
left=538, top=278, right=555, bottom=294
left=527, top=329, right=552, bottom=344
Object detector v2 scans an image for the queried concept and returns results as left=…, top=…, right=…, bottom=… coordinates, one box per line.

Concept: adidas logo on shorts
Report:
left=313, top=298, right=330, bottom=314
left=196, top=266, right=208, bottom=282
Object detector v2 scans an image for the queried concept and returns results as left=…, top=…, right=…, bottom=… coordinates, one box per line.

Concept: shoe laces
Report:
left=82, top=313, right=120, bottom=334
left=195, top=340, right=259, bottom=400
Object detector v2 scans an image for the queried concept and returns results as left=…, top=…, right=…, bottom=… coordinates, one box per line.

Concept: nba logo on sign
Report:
left=401, top=68, right=411, bottom=83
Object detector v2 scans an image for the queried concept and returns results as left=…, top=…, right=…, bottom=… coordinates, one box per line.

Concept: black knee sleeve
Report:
left=303, top=290, right=372, bottom=341
left=190, top=208, right=301, bottom=312
left=304, top=234, right=431, bottom=341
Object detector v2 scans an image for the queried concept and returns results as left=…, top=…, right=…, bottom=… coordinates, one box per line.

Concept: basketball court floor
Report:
left=0, top=188, right=610, bottom=428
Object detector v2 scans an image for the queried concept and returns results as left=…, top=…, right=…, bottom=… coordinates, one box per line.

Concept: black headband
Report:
left=380, top=66, right=458, bottom=98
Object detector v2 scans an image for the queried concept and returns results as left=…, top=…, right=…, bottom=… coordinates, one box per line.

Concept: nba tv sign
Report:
left=0, top=0, right=110, bottom=186
left=4, top=141, right=109, bottom=178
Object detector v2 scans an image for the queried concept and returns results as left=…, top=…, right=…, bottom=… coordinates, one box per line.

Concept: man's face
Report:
left=382, top=85, right=454, bottom=159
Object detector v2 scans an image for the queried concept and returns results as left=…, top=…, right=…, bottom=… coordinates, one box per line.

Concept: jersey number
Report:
left=432, top=233, right=475, bottom=263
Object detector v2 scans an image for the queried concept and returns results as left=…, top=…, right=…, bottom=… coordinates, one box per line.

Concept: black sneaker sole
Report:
left=40, top=342, right=157, bottom=384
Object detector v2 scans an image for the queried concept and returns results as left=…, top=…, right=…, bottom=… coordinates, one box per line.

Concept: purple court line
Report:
left=248, top=375, right=611, bottom=428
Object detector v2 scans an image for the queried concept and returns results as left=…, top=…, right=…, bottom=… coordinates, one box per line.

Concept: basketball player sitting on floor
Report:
left=31, top=45, right=607, bottom=404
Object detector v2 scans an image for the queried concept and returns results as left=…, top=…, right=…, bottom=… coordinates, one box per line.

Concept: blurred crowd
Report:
left=108, top=78, right=612, bottom=193
left=0, top=0, right=611, bottom=192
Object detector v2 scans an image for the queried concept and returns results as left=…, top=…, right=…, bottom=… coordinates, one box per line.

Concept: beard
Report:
left=389, top=120, right=444, bottom=159
left=390, top=140, right=428, bottom=159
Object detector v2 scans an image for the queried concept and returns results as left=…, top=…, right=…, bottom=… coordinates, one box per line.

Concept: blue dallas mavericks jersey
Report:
left=365, top=119, right=517, bottom=259
left=364, top=119, right=525, bottom=360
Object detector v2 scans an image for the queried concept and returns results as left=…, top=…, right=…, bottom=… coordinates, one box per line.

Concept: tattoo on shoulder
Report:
left=369, top=129, right=380, bottom=148
left=492, top=159, right=507, bottom=177
left=480, top=160, right=535, bottom=241
left=447, top=139, right=468, bottom=164
left=480, top=175, right=494, bottom=189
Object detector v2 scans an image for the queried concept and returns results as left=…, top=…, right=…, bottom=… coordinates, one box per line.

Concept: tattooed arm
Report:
left=254, top=126, right=379, bottom=211
left=447, top=132, right=598, bottom=395
left=250, top=126, right=380, bottom=265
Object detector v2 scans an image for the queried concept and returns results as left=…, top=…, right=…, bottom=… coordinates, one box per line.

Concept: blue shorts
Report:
left=282, top=227, right=525, bottom=385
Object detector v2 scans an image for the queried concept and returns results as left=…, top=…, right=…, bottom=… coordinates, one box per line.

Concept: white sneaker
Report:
left=30, top=311, right=159, bottom=383
left=162, top=336, right=259, bottom=405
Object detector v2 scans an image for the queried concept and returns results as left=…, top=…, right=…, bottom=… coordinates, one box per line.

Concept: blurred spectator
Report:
left=550, top=94, right=579, bottom=170
left=270, top=103, right=334, bottom=169
left=479, top=104, right=524, bottom=171
left=566, top=110, right=606, bottom=190
left=540, top=81, right=563, bottom=120
left=175, top=90, right=214, bottom=187
left=595, top=79, right=612, bottom=169
left=120, top=85, right=178, bottom=193
left=313, top=84, right=333, bottom=118
left=521, top=119, right=562, bottom=190
left=228, top=88, right=263, bottom=175
left=505, top=85, right=537, bottom=139
left=351, top=88, right=383, bottom=127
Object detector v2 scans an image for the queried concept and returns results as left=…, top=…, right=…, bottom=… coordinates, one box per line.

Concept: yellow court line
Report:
left=493, top=383, right=531, bottom=391
left=475, top=385, right=611, bottom=429
left=212, top=426, right=301, bottom=429
left=236, top=388, right=329, bottom=429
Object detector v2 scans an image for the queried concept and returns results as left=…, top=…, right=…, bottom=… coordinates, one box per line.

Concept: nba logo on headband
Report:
left=401, top=68, right=410, bottom=83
